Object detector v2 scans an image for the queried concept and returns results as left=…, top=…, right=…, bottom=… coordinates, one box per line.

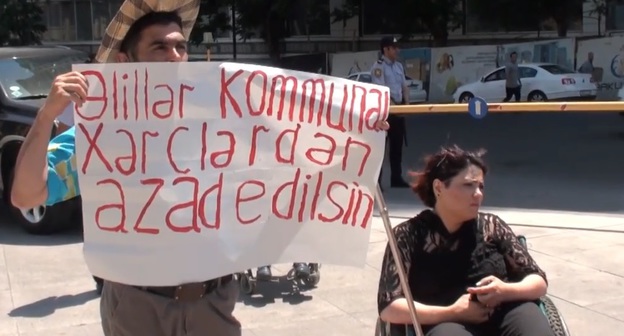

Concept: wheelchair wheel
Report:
left=540, top=296, right=571, bottom=336
left=303, top=263, right=321, bottom=287
left=303, top=272, right=320, bottom=286
left=239, top=272, right=256, bottom=295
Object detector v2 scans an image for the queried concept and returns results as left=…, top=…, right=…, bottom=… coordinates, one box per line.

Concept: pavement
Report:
left=1, top=112, right=624, bottom=335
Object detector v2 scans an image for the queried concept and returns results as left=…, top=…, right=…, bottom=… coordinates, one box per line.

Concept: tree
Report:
left=410, top=0, right=462, bottom=46
left=588, top=0, right=613, bottom=36
left=540, top=0, right=584, bottom=36
left=189, top=0, right=232, bottom=46
left=468, top=0, right=543, bottom=33
left=330, top=0, right=462, bottom=47
left=233, top=0, right=297, bottom=61
left=331, top=0, right=362, bottom=37
left=0, top=0, right=47, bottom=46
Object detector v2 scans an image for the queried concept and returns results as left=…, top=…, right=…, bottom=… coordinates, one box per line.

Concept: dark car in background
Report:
left=0, top=46, right=89, bottom=234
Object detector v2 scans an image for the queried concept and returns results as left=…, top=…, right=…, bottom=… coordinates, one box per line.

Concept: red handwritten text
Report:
left=76, top=65, right=383, bottom=235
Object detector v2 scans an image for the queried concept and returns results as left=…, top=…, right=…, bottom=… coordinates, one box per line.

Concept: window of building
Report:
left=75, top=0, right=93, bottom=41
left=42, top=0, right=76, bottom=41
left=92, top=0, right=113, bottom=40
left=607, top=1, right=624, bottom=30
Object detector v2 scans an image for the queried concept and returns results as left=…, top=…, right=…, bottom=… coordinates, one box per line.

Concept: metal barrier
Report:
left=389, top=101, right=624, bottom=114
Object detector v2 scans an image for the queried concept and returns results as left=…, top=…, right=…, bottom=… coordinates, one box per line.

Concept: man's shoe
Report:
left=256, top=266, right=272, bottom=280
left=391, top=179, right=410, bottom=188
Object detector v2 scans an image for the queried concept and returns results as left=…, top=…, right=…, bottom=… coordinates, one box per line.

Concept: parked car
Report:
left=453, top=63, right=597, bottom=103
left=347, top=72, right=428, bottom=103
left=0, top=46, right=89, bottom=234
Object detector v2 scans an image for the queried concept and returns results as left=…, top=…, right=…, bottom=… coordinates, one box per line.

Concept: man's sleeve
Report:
left=370, top=62, right=385, bottom=85
left=46, top=126, right=80, bottom=206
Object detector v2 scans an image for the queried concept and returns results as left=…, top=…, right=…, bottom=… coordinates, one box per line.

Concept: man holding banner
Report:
left=10, top=0, right=245, bottom=335
left=11, top=0, right=393, bottom=335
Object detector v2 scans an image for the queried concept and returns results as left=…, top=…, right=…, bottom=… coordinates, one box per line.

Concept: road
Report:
left=380, top=112, right=624, bottom=213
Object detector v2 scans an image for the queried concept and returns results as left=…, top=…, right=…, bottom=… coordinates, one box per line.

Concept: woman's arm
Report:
left=503, top=273, right=547, bottom=302
left=380, top=298, right=453, bottom=325
left=492, top=215, right=549, bottom=300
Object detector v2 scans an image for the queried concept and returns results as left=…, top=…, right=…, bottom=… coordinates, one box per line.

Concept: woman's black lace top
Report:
left=377, top=210, right=547, bottom=314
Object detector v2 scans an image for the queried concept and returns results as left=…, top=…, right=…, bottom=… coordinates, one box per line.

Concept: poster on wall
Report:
left=330, top=50, right=379, bottom=77
left=429, top=45, right=497, bottom=103
left=576, top=36, right=624, bottom=100
left=496, top=38, right=575, bottom=70
left=400, top=48, right=431, bottom=102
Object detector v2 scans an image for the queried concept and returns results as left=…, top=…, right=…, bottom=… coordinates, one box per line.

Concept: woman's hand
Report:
left=449, top=294, right=492, bottom=324
left=467, top=276, right=511, bottom=308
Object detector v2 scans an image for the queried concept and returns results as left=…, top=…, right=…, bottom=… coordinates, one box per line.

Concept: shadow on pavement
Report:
left=0, top=200, right=83, bottom=246
left=237, top=275, right=315, bottom=307
left=8, top=290, right=99, bottom=318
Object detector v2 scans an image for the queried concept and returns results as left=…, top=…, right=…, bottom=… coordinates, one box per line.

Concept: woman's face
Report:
left=435, top=164, right=484, bottom=221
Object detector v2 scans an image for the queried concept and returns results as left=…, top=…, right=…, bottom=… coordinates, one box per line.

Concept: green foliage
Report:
left=469, top=0, right=543, bottom=32
left=330, top=0, right=462, bottom=46
left=231, top=0, right=293, bottom=59
left=470, top=0, right=584, bottom=36
left=0, top=0, right=47, bottom=46
left=190, top=0, right=233, bottom=46
left=331, top=0, right=360, bottom=27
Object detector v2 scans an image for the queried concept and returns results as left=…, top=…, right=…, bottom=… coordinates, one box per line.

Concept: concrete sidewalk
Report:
left=0, top=211, right=622, bottom=335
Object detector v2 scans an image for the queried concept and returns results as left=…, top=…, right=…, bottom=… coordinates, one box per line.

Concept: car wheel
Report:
left=6, top=169, right=75, bottom=235
left=459, top=92, right=474, bottom=103
left=528, top=91, right=547, bottom=102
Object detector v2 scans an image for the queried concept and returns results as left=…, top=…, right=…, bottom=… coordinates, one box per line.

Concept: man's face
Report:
left=117, top=22, right=188, bottom=63
left=510, top=53, right=517, bottom=63
left=589, top=52, right=594, bottom=61
left=384, top=46, right=399, bottom=60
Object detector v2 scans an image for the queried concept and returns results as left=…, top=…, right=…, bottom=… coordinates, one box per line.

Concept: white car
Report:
left=453, top=63, right=597, bottom=103
left=347, top=72, right=428, bottom=103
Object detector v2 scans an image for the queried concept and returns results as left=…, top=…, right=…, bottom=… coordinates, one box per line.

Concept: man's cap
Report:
left=95, top=0, right=200, bottom=63
left=380, top=36, right=399, bottom=49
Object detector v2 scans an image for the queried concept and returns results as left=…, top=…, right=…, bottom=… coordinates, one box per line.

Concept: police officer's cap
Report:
left=380, top=36, right=399, bottom=49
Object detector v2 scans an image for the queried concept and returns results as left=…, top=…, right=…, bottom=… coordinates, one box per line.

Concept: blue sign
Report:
left=468, top=96, right=488, bottom=119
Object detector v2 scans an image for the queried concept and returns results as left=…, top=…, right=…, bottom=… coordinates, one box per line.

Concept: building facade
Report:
left=39, top=0, right=616, bottom=58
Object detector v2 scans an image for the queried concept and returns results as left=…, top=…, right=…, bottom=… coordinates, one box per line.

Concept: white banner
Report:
left=72, top=62, right=388, bottom=286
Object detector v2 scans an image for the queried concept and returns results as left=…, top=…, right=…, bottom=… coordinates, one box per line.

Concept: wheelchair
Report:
left=374, top=235, right=571, bottom=336
left=237, top=263, right=321, bottom=295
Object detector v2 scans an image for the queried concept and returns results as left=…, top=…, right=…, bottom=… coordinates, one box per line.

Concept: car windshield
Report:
left=0, top=52, right=88, bottom=100
left=539, top=64, right=576, bottom=74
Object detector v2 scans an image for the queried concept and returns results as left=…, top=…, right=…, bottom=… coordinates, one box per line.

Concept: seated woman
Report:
left=377, top=145, right=554, bottom=336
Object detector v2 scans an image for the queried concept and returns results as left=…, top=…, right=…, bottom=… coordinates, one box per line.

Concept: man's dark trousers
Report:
left=378, top=112, right=406, bottom=188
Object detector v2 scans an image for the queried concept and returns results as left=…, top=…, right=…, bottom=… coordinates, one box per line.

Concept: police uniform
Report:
left=370, top=36, right=409, bottom=188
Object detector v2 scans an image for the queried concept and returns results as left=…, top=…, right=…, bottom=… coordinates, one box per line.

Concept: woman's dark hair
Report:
left=408, top=145, right=488, bottom=207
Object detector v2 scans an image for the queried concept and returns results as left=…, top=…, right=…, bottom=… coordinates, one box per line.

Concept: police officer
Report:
left=370, top=36, right=409, bottom=188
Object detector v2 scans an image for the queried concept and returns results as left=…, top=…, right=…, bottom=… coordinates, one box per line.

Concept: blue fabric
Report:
left=45, top=126, right=80, bottom=206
